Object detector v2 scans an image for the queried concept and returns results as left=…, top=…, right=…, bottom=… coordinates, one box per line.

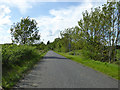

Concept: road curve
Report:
left=15, top=51, right=118, bottom=88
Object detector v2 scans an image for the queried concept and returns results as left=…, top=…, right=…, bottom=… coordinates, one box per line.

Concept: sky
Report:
left=0, top=0, right=108, bottom=44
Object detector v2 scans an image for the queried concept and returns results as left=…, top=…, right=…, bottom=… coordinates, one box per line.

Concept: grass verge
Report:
left=2, top=50, right=47, bottom=89
left=55, top=51, right=119, bottom=80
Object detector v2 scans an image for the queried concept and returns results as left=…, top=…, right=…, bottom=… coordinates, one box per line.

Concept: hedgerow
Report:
left=2, top=44, right=44, bottom=88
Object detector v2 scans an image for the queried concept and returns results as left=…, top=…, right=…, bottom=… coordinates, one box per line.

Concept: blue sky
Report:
left=0, top=0, right=107, bottom=44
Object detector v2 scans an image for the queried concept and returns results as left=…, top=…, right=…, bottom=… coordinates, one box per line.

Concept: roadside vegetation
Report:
left=2, top=17, right=47, bottom=88
left=47, top=2, right=120, bottom=80
left=2, top=44, right=46, bottom=88
left=48, top=2, right=120, bottom=63
left=1, top=1, right=120, bottom=89
left=56, top=50, right=119, bottom=80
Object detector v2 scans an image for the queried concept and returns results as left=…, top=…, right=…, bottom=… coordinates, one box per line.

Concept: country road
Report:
left=15, top=51, right=118, bottom=88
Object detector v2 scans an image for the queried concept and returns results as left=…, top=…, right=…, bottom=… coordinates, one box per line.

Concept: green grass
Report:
left=116, top=49, right=120, bottom=60
left=55, top=51, right=119, bottom=80
left=2, top=48, right=47, bottom=89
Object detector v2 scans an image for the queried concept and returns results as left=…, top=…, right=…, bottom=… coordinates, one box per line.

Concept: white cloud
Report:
left=35, top=2, right=102, bottom=44
left=0, top=5, right=10, bottom=17
left=0, top=5, right=11, bottom=26
left=0, top=0, right=108, bottom=14
left=0, top=35, right=12, bottom=44
left=0, top=5, right=12, bottom=44
left=0, top=27, right=12, bottom=44
left=0, top=0, right=33, bottom=14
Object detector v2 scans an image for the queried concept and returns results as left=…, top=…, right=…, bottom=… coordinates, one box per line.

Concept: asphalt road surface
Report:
left=15, top=51, right=118, bottom=88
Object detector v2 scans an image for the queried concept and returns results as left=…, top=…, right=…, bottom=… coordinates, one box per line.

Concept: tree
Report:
left=60, top=28, right=73, bottom=52
left=10, top=17, right=40, bottom=45
left=47, top=1, right=119, bottom=63
left=47, top=41, right=50, bottom=45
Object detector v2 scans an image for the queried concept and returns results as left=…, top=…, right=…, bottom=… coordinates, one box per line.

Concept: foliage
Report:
left=51, top=2, right=120, bottom=63
left=2, top=44, right=46, bottom=88
left=31, top=42, right=46, bottom=50
left=2, top=44, right=37, bottom=67
left=116, top=49, right=120, bottom=61
left=47, top=41, right=50, bottom=45
left=2, top=2, right=120, bottom=88
left=10, top=17, right=40, bottom=45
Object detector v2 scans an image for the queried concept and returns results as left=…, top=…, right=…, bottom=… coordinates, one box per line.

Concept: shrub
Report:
left=2, top=45, right=40, bottom=68
left=116, top=49, right=120, bottom=61
left=2, top=44, right=44, bottom=88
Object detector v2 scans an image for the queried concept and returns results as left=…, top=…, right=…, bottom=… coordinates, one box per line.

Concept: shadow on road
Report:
left=43, top=56, right=68, bottom=60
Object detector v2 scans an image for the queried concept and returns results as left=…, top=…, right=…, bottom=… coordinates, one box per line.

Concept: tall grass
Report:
left=2, top=44, right=46, bottom=88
